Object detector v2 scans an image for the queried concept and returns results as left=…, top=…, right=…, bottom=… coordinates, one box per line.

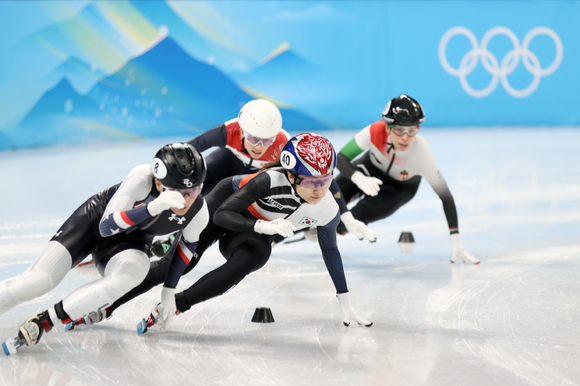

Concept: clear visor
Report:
left=390, top=125, right=420, bottom=137
left=297, top=174, right=334, bottom=189
left=161, top=183, right=202, bottom=198
left=244, top=132, right=276, bottom=147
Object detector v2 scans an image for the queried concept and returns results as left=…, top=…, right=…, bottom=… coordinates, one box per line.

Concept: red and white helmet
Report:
left=280, top=133, right=336, bottom=176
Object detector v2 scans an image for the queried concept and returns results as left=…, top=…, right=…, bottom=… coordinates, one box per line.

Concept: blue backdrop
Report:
left=0, top=1, right=577, bottom=150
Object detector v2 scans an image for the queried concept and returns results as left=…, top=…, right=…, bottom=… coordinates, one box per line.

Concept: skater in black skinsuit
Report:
left=133, top=133, right=372, bottom=333
left=0, top=143, right=208, bottom=354
left=151, top=99, right=375, bottom=257
left=86, top=134, right=370, bottom=334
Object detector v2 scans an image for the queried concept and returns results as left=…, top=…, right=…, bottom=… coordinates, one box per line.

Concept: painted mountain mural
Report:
left=17, top=77, right=116, bottom=149
left=231, top=46, right=346, bottom=124
left=130, top=1, right=257, bottom=73
left=14, top=37, right=330, bottom=150
left=46, top=56, right=109, bottom=95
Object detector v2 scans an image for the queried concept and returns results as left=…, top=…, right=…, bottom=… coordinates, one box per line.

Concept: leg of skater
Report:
left=139, top=232, right=271, bottom=333
left=84, top=178, right=237, bottom=324
left=0, top=193, right=104, bottom=316
left=336, top=177, right=420, bottom=234
left=177, top=242, right=270, bottom=310
left=350, top=181, right=420, bottom=224
left=14, top=248, right=149, bottom=350
left=335, top=151, right=421, bottom=233
left=0, top=242, right=72, bottom=316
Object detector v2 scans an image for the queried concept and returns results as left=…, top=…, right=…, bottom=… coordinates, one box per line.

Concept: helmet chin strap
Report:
left=287, top=172, right=300, bottom=188
left=287, top=172, right=307, bottom=203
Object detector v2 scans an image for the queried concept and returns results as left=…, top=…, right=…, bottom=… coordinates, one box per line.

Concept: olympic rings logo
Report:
left=439, top=27, right=563, bottom=98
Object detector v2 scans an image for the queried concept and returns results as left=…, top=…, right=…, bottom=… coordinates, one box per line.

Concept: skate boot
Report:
left=151, top=234, right=175, bottom=257
left=2, top=311, right=53, bottom=356
left=65, top=308, right=110, bottom=331
left=136, top=303, right=164, bottom=335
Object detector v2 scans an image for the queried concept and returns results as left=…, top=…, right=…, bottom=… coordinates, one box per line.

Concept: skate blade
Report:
left=136, top=318, right=148, bottom=335
left=2, top=337, right=24, bottom=356
left=64, top=321, right=76, bottom=332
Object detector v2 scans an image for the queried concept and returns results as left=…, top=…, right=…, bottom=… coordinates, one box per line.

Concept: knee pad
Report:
left=104, top=249, right=150, bottom=295
left=62, top=249, right=149, bottom=320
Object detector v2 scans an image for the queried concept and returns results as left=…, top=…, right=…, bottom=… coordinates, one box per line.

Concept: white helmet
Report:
left=238, top=99, right=282, bottom=138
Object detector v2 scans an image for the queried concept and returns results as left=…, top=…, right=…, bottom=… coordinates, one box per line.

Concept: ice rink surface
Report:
left=0, top=128, right=579, bottom=386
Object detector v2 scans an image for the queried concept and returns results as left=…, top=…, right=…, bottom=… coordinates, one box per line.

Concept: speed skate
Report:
left=2, top=334, right=26, bottom=356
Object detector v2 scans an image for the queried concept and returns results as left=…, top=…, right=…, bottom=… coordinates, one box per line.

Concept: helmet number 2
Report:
left=183, top=179, right=193, bottom=187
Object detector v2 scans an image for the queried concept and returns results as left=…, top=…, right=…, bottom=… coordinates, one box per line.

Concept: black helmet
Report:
left=381, top=94, right=425, bottom=126
left=152, top=143, right=206, bottom=189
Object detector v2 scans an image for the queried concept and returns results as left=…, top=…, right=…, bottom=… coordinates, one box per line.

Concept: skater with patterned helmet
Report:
left=150, top=99, right=374, bottom=257
left=149, top=99, right=287, bottom=256
left=335, top=94, right=479, bottom=264
left=135, top=133, right=372, bottom=334
left=0, top=143, right=209, bottom=355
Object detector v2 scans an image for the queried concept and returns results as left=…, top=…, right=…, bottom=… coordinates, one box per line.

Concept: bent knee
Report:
left=104, top=250, right=150, bottom=293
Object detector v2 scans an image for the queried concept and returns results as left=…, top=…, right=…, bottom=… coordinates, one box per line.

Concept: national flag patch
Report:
left=298, top=217, right=318, bottom=227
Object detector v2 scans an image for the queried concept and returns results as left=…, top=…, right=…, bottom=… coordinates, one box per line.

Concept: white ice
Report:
left=0, top=128, right=579, bottom=386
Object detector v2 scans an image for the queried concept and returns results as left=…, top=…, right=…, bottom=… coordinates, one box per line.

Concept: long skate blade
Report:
left=136, top=318, right=148, bottom=335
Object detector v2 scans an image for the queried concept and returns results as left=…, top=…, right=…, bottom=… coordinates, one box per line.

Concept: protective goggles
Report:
left=296, top=174, right=334, bottom=189
left=244, top=132, right=277, bottom=147
left=161, top=183, right=202, bottom=198
left=389, top=126, right=420, bottom=137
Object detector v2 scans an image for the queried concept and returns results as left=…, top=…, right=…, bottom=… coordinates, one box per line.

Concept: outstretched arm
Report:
left=421, top=144, right=479, bottom=264
left=317, top=213, right=372, bottom=327
left=157, top=199, right=210, bottom=330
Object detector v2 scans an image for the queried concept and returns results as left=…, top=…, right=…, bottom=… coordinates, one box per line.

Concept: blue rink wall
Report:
left=0, top=0, right=578, bottom=151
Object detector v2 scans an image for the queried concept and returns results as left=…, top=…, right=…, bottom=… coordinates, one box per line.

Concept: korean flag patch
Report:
left=298, top=217, right=318, bottom=227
